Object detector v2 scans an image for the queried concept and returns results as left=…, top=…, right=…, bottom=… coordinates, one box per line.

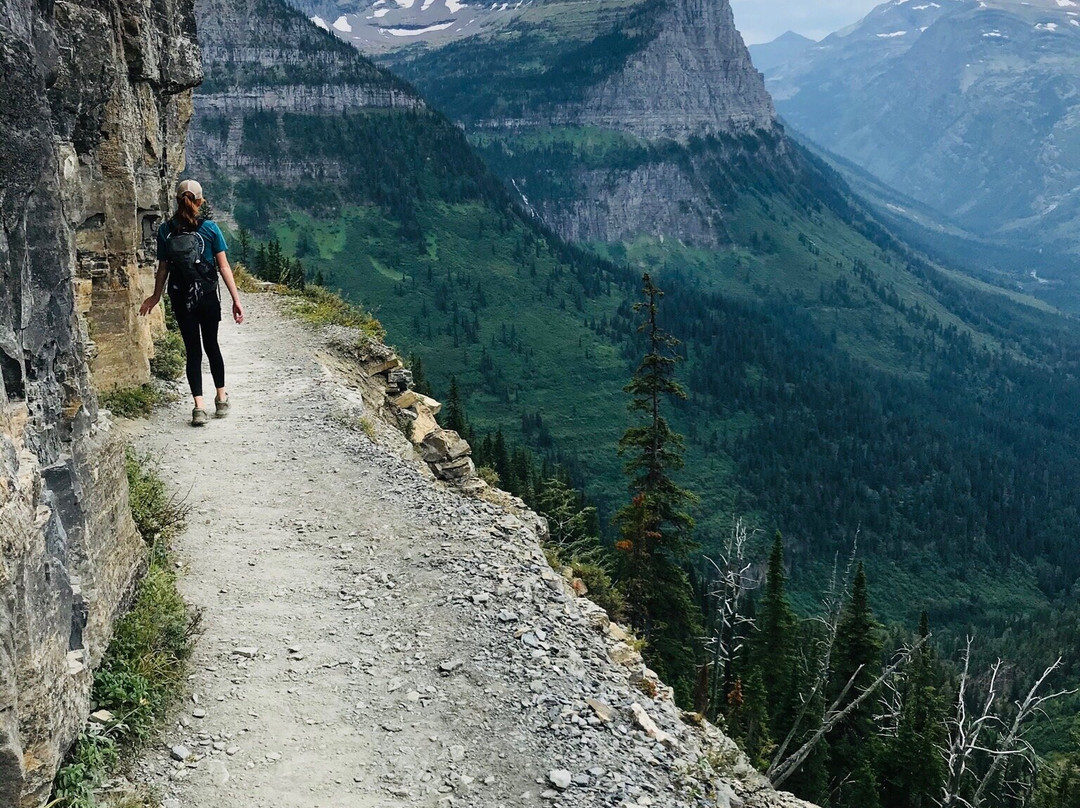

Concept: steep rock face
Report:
left=188, top=0, right=422, bottom=187
left=383, top=0, right=783, bottom=247
left=0, top=0, right=199, bottom=805
left=535, top=162, right=724, bottom=246
left=578, top=0, right=775, bottom=140
left=54, top=0, right=202, bottom=391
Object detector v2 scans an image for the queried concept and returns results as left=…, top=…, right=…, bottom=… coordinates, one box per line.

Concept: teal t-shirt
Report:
left=156, top=219, right=228, bottom=267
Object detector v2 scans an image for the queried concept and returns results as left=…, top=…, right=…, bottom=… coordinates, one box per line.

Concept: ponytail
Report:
left=172, top=191, right=201, bottom=232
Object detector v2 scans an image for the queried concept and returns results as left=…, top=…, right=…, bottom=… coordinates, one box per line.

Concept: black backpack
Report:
left=164, top=223, right=217, bottom=313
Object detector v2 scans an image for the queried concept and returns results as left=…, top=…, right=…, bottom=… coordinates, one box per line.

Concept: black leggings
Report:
left=175, top=305, right=225, bottom=398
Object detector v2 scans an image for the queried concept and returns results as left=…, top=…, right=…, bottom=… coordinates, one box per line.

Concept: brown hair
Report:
left=172, top=191, right=201, bottom=232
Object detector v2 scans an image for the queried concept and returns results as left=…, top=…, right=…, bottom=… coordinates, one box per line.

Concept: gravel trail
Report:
left=122, top=293, right=804, bottom=808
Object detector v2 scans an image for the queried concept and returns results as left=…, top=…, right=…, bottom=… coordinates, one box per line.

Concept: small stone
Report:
left=471, top=593, right=491, bottom=605
left=89, top=710, right=113, bottom=724
left=233, top=647, right=259, bottom=658
left=439, top=659, right=463, bottom=673
left=265, top=752, right=282, bottom=762
left=586, top=698, right=617, bottom=723
left=192, top=708, right=207, bottom=719
left=171, top=746, right=192, bottom=762
left=449, top=745, right=466, bottom=762
left=548, top=769, right=572, bottom=790
left=497, top=610, right=519, bottom=623
left=226, top=746, right=240, bottom=756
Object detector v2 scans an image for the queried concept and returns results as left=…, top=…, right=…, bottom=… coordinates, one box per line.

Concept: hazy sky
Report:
left=730, top=0, right=883, bottom=44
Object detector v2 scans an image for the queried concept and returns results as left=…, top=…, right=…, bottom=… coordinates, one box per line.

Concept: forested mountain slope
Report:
left=193, top=0, right=1080, bottom=681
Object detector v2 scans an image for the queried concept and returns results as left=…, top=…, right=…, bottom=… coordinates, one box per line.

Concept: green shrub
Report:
left=477, top=466, right=501, bottom=488
left=571, top=560, right=626, bottom=622
left=100, top=385, right=160, bottom=419
left=51, top=452, right=197, bottom=807
left=149, top=329, right=185, bottom=381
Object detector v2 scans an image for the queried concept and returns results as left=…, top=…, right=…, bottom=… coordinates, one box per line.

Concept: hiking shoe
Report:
left=215, top=395, right=230, bottom=418
left=191, top=407, right=209, bottom=426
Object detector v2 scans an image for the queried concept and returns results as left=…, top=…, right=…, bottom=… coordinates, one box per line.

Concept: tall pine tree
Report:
left=756, top=532, right=799, bottom=741
left=882, top=613, right=948, bottom=808
left=613, top=273, right=701, bottom=705
left=829, top=563, right=884, bottom=808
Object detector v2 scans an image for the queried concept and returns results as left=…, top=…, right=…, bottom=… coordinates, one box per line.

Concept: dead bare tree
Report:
left=940, top=641, right=1076, bottom=808
left=700, top=517, right=760, bottom=717
left=769, top=634, right=929, bottom=788
left=765, top=537, right=860, bottom=779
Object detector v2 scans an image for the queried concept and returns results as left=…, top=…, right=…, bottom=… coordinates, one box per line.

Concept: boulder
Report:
left=419, top=430, right=472, bottom=464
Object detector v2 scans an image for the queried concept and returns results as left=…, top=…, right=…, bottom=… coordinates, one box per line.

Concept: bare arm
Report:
left=216, top=252, right=244, bottom=324
left=139, top=260, right=169, bottom=316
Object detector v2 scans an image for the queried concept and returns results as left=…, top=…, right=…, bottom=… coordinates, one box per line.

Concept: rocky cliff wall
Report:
left=0, top=0, right=199, bottom=805
left=579, top=0, right=776, bottom=141
left=188, top=0, right=422, bottom=184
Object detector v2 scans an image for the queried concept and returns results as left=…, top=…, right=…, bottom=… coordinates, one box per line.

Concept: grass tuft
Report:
left=232, top=263, right=264, bottom=293
left=51, top=450, right=198, bottom=808
left=280, top=284, right=386, bottom=341
left=100, top=385, right=161, bottom=419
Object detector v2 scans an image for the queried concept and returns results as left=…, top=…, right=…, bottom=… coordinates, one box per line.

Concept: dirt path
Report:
left=122, top=293, right=799, bottom=808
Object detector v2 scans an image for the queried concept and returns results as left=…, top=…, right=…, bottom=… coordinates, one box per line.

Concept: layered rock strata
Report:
left=0, top=0, right=199, bottom=804
left=579, top=0, right=776, bottom=140
left=188, top=0, right=422, bottom=183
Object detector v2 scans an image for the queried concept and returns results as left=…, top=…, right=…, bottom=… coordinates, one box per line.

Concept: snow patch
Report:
left=373, top=8, right=391, bottom=17
left=1035, top=21, right=1059, bottom=30
left=394, top=0, right=417, bottom=8
left=445, top=0, right=467, bottom=10
left=382, top=21, right=455, bottom=35
left=983, top=30, right=1005, bottom=37
left=422, top=0, right=438, bottom=10
left=877, top=30, right=908, bottom=37
left=1072, top=17, right=1080, bottom=25
left=1056, top=0, right=1077, bottom=7
left=311, top=15, right=330, bottom=30
left=332, top=15, right=352, bottom=31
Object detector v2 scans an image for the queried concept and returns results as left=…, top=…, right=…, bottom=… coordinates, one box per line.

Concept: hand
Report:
left=232, top=301, right=244, bottom=324
left=139, top=294, right=159, bottom=316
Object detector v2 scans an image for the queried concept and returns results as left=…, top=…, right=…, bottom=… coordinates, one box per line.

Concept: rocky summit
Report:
left=759, top=0, right=1080, bottom=255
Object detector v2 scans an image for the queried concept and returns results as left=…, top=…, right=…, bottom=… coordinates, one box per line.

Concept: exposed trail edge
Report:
left=122, top=293, right=812, bottom=808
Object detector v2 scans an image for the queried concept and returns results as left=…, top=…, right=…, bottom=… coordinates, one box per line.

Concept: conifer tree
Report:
left=757, top=532, right=799, bottom=739
left=882, top=612, right=948, bottom=808
left=829, top=563, right=884, bottom=808
left=444, top=376, right=468, bottom=435
left=492, top=428, right=511, bottom=487
left=613, top=273, right=701, bottom=705
left=237, top=228, right=251, bottom=266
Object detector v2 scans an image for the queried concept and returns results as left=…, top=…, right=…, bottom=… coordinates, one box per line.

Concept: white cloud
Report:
left=731, top=0, right=883, bottom=44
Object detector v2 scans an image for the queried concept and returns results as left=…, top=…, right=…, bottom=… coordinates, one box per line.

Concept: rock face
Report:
left=188, top=0, right=422, bottom=188
left=577, top=0, right=776, bottom=140
left=382, top=0, right=785, bottom=247
left=0, top=0, right=199, bottom=804
left=762, top=0, right=1080, bottom=255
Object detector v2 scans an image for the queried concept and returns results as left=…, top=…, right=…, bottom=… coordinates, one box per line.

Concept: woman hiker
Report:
left=140, top=180, right=245, bottom=426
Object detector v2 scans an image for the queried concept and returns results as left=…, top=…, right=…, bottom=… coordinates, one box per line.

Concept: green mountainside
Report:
left=193, top=0, right=1080, bottom=710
